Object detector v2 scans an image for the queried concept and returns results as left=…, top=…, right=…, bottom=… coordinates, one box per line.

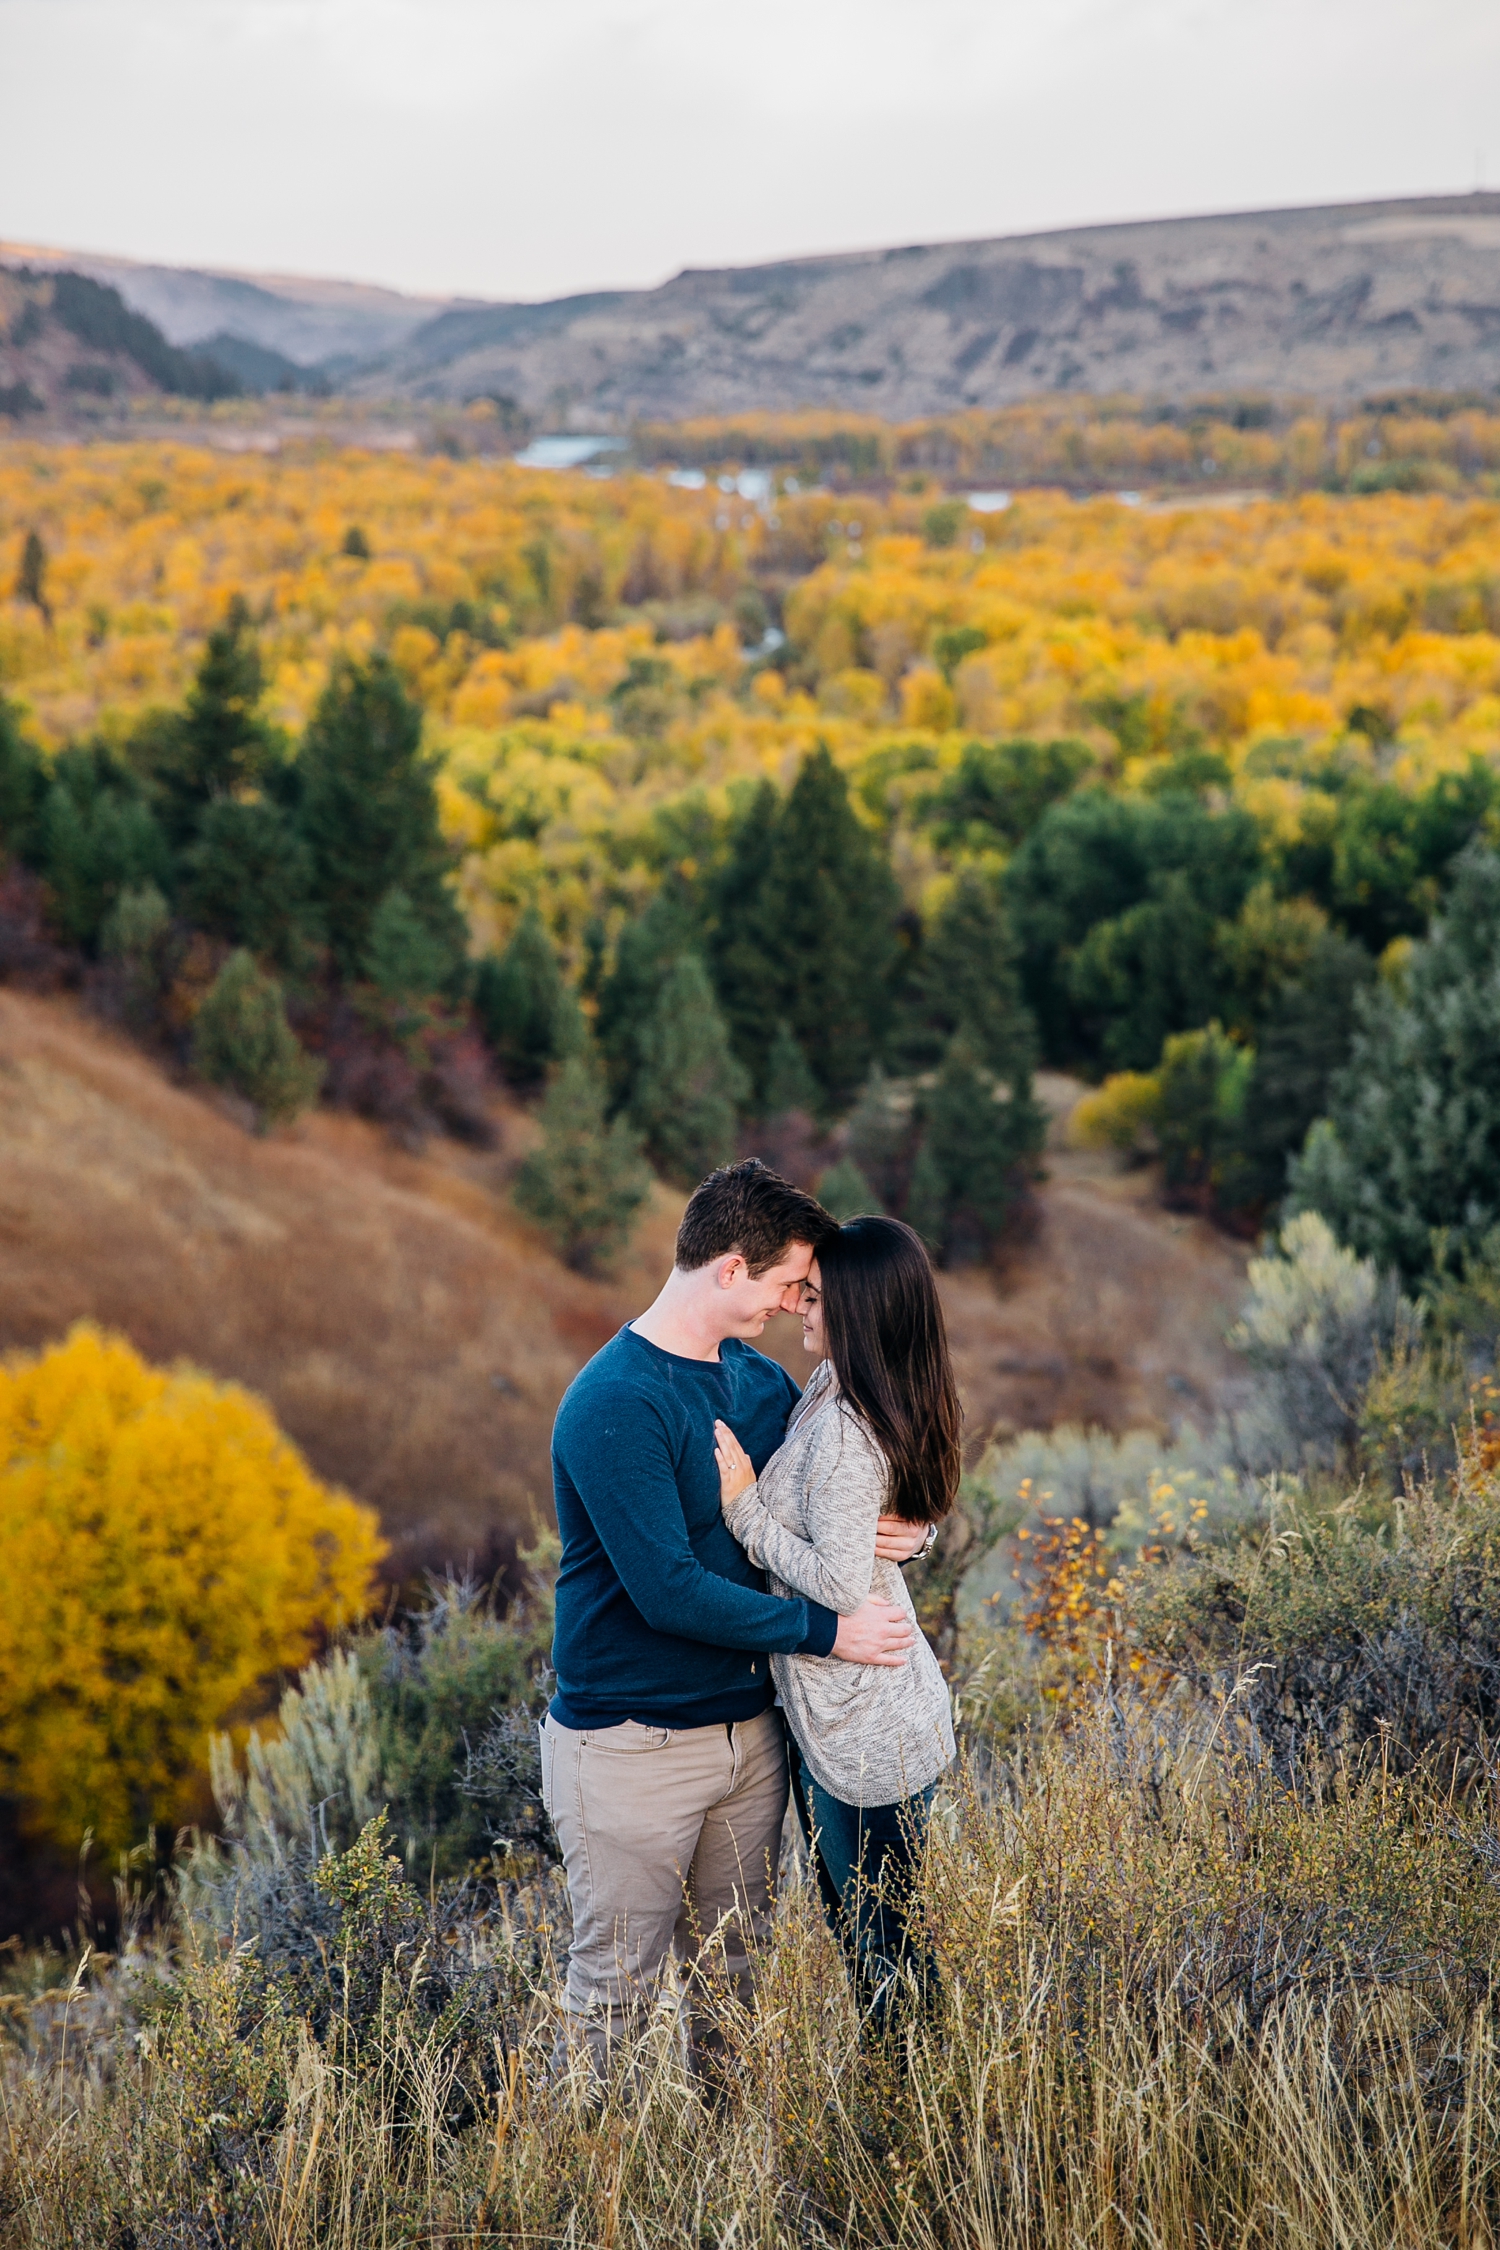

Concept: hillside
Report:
left=0, top=241, right=449, bottom=374
left=0, top=989, right=1248, bottom=1577
left=370, top=194, right=1500, bottom=416
left=0, top=267, right=239, bottom=419
left=8, top=193, right=1500, bottom=418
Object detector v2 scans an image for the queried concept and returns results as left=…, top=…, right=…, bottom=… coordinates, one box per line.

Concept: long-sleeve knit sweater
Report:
left=722, top=1358, right=955, bottom=1806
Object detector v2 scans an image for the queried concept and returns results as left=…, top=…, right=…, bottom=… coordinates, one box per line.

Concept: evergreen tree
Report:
left=845, top=1065, right=911, bottom=1212
left=1006, top=788, right=1262, bottom=1068
left=181, top=796, right=321, bottom=971
left=0, top=697, right=46, bottom=862
left=595, top=886, right=701, bottom=1109
left=705, top=780, right=781, bottom=1082
left=819, top=1156, right=879, bottom=1221
left=295, top=654, right=466, bottom=986
left=630, top=954, right=749, bottom=1186
left=912, top=1033, right=1046, bottom=1263
left=145, top=598, right=282, bottom=847
left=905, top=1140, right=947, bottom=1253
left=761, top=1019, right=820, bottom=1118
left=513, top=1053, right=652, bottom=1272
left=100, top=883, right=172, bottom=1031
left=15, top=529, right=49, bottom=624
left=38, top=745, right=173, bottom=951
left=899, top=868, right=1037, bottom=1077
left=364, top=887, right=455, bottom=1001
left=194, top=950, right=323, bottom=1130
left=1235, top=933, right=1375, bottom=1208
left=475, top=906, right=583, bottom=1087
left=708, top=749, right=900, bottom=1110
left=1289, top=845, right=1500, bottom=1282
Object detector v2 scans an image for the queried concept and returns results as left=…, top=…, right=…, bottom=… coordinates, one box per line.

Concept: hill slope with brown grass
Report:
left=0, top=994, right=1249, bottom=1576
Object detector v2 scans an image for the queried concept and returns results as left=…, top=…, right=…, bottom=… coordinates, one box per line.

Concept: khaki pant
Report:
left=540, top=1707, right=788, bottom=2077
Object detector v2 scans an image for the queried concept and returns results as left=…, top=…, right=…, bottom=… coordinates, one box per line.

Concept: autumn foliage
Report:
left=0, top=1324, right=386, bottom=1857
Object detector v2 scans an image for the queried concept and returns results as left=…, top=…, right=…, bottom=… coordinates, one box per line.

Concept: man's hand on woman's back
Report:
left=831, top=1600, right=915, bottom=1667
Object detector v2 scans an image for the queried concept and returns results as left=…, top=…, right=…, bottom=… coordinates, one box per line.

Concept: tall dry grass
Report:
left=6, top=1691, right=1500, bottom=2249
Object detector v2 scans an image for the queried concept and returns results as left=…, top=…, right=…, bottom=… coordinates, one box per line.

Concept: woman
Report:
left=713, top=1214, right=960, bottom=2025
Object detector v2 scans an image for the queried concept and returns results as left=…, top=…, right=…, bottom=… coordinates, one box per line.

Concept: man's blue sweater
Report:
left=549, top=1324, right=839, bottom=1729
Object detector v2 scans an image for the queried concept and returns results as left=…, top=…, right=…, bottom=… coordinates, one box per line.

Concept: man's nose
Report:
left=778, top=1283, right=803, bottom=1312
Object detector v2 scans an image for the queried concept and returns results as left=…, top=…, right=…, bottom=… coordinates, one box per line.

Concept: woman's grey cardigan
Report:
left=722, top=1359, right=954, bottom=1806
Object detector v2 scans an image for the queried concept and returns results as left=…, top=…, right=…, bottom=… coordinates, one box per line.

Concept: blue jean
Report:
left=790, top=1754, right=937, bottom=2029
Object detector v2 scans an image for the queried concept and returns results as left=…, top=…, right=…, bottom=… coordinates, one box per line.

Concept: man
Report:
left=542, top=1158, right=927, bottom=2073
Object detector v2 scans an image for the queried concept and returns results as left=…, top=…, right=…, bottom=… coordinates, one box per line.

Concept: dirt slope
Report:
left=0, top=996, right=1249, bottom=1572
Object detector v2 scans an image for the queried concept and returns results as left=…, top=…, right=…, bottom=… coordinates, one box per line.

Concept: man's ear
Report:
left=716, top=1254, right=748, bottom=1291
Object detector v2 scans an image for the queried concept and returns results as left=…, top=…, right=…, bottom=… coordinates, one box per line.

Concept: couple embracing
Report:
left=540, top=1158, right=960, bottom=2072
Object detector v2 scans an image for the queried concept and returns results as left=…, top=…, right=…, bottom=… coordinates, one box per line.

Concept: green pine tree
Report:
left=1235, top=933, right=1375, bottom=1208
left=100, top=882, right=172, bottom=1030
left=905, top=1140, right=947, bottom=1252
left=913, top=1032, right=1046, bottom=1263
left=475, top=905, right=584, bottom=1087
left=596, top=886, right=702, bottom=1110
left=630, top=954, right=749, bottom=1186
left=761, top=1019, right=820, bottom=1118
left=514, top=1052, right=652, bottom=1272
left=295, top=654, right=466, bottom=985
left=819, top=1156, right=879, bottom=1221
left=899, top=868, right=1037, bottom=1077
left=364, top=886, right=455, bottom=1000
left=708, top=749, right=900, bottom=1110
left=706, top=779, right=781, bottom=1082
left=0, top=696, right=46, bottom=862
left=15, top=529, right=50, bottom=624
left=1289, top=845, right=1500, bottom=1282
left=38, top=746, right=173, bottom=951
left=845, top=1065, right=912, bottom=1211
left=181, top=796, right=321, bottom=971
left=194, top=949, right=323, bottom=1131
left=145, top=597, right=282, bottom=847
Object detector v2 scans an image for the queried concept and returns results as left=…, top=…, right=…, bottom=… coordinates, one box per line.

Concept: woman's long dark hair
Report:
left=817, top=1216, right=962, bottom=1523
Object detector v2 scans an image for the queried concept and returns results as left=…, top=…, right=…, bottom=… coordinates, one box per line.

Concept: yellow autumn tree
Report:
left=0, top=1325, right=387, bottom=1856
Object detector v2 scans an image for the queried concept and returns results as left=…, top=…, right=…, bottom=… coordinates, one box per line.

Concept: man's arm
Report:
left=560, top=1391, right=837, bottom=1656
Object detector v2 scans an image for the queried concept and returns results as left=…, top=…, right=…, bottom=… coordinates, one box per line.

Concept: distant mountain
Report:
left=363, top=194, right=1500, bottom=418
left=7, top=195, right=1500, bottom=420
left=0, top=241, right=453, bottom=370
left=0, top=266, right=240, bottom=417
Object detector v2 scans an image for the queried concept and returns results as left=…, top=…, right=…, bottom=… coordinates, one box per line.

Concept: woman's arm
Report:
left=715, top=1414, right=885, bottom=1616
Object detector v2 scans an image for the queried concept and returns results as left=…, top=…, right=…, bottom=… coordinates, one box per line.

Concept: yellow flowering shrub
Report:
left=0, top=1324, right=386, bottom=1856
left=1069, top=1071, right=1163, bottom=1154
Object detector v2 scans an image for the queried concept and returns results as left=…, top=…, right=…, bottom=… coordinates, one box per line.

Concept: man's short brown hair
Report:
left=675, top=1159, right=833, bottom=1276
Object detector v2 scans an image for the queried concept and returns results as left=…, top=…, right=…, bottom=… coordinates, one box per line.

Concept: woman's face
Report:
left=798, top=1259, right=825, bottom=1358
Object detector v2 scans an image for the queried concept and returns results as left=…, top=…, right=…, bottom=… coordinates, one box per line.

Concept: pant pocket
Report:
left=538, top=1717, right=555, bottom=1816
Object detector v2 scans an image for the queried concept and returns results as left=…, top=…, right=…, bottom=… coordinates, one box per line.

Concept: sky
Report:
left=1, top=0, right=1497, bottom=303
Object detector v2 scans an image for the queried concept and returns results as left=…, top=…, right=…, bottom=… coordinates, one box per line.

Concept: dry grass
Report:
left=0, top=988, right=687, bottom=1578
left=5, top=1694, right=1500, bottom=2248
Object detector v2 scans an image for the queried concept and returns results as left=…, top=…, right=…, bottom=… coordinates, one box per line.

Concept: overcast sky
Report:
left=1, top=0, right=1497, bottom=303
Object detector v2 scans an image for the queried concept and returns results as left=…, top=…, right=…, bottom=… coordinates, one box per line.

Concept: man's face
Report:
left=713, top=1240, right=816, bottom=1336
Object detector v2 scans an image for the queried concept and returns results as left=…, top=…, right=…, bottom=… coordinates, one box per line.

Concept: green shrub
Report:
left=194, top=948, right=323, bottom=1128
left=1231, top=1210, right=1412, bottom=1473
left=1129, top=1457, right=1500, bottom=1780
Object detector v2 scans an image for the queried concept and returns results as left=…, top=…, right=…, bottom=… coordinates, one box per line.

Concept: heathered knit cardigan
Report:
left=721, top=1359, right=955, bottom=1806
